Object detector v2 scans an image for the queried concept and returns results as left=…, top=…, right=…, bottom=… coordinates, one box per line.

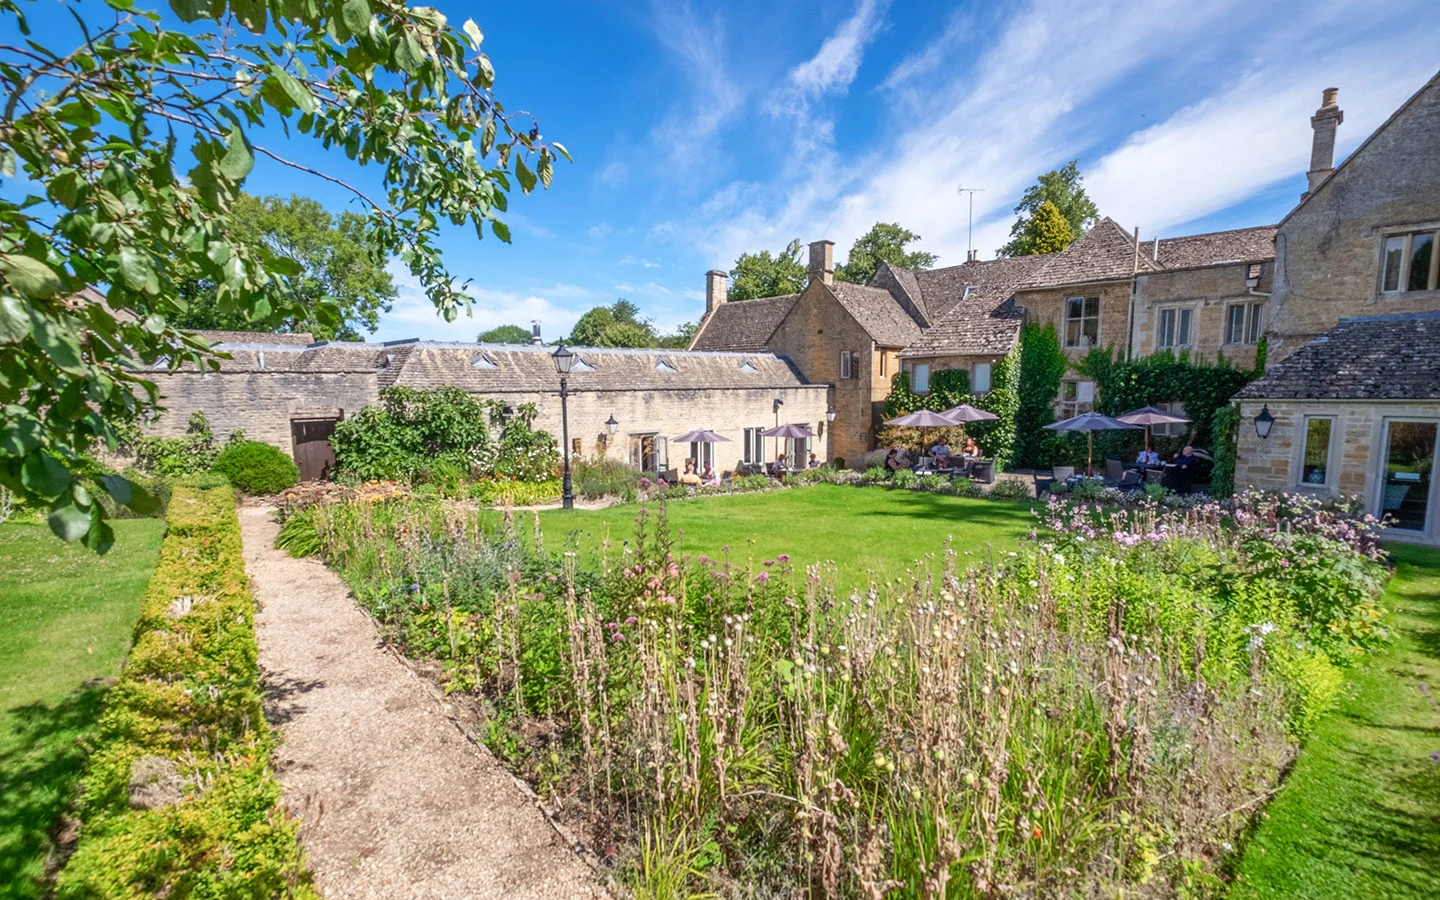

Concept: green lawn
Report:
left=0, top=519, right=165, bottom=900
left=1231, top=542, right=1440, bottom=899
left=528, top=485, right=1038, bottom=590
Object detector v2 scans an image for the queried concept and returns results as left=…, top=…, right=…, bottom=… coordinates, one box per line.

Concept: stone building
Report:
left=1233, top=70, right=1440, bottom=544
left=143, top=336, right=829, bottom=480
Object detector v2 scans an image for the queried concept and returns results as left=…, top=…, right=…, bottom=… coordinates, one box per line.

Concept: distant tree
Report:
left=836, top=222, right=938, bottom=284
left=568, top=299, right=658, bottom=347
left=729, top=240, right=807, bottom=300
left=1018, top=201, right=1074, bottom=256
left=173, top=194, right=397, bottom=341
left=478, top=324, right=534, bottom=343
left=998, top=161, right=1099, bottom=257
left=656, top=321, right=698, bottom=349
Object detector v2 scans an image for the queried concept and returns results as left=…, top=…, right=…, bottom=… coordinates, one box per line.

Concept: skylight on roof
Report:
left=470, top=352, right=498, bottom=370
left=572, top=356, right=596, bottom=372
left=655, top=356, right=677, bottom=372
left=739, top=358, right=758, bottom=372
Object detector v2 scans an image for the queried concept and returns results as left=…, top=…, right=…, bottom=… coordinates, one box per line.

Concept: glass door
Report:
left=1380, top=420, right=1437, bottom=533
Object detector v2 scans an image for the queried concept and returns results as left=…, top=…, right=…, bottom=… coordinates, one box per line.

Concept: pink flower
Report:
left=755, top=572, right=770, bottom=585
left=777, top=554, right=790, bottom=563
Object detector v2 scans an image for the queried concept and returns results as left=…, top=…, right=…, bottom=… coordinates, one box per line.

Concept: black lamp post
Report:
left=1254, top=404, right=1275, bottom=439
left=552, top=343, right=576, bottom=509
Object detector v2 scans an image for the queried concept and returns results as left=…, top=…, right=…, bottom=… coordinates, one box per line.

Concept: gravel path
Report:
left=240, top=506, right=605, bottom=900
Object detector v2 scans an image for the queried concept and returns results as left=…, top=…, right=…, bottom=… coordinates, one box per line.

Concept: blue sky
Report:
left=14, top=0, right=1440, bottom=342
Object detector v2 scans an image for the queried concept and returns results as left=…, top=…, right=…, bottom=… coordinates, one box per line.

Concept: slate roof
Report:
left=828, top=281, right=923, bottom=348
left=175, top=337, right=814, bottom=392
left=689, top=293, right=799, bottom=352
left=1153, top=225, right=1276, bottom=270
left=899, top=255, right=1053, bottom=358
left=1017, top=218, right=1161, bottom=289
left=188, top=329, right=315, bottom=346
left=1237, top=312, right=1440, bottom=401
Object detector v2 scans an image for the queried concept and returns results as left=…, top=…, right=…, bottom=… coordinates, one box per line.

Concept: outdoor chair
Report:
left=1104, top=457, right=1125, bottom=484
left=969, top=459, right=996, bottom=484
left=1052, top=465, right=1075, bottom=482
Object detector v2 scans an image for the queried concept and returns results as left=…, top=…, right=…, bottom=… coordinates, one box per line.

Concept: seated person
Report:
left=770, top=452, right=789, bottom=475
left=700, top=463, right=718, bottom=485
left=1136, top=448, right=1160, bottom=467
left=962, top=437, right=980, bottom=458
left=930, top=441, right=952, bottom=467
left=808, top=451, right=820, bottom=468
left=1166, top=445, right=1198, bottom=493
left=885, top=448, right=905, bottom=472
left=679, top=461, right=702, bottom=486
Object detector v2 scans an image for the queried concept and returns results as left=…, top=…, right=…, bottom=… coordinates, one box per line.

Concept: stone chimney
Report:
left=808, top=240, right=834, bottom=285
left=1304, top=87, right=1343, bottom=199
left=705, top=269, right=727, bottom=315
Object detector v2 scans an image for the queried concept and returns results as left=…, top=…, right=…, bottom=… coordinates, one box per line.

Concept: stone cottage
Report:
left=142, top=335, right=829, bottom=481
left=1234, top=69, right=1440, bottom=544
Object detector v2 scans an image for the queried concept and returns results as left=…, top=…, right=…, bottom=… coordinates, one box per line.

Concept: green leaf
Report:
left=100, top=473, right=133, bottom=506
left=551, top=141, right=572, bottom=162
left=514, top=157, right=536, bottom=193
left=462, top=18, right=483, bottom=50
left=25, top=308, right=85, bottom=373
left=490, top=219, right=510, bottom=243
left=0, top=147, right=15, bottom=178
left=84, top=517, right=115, bottom=554
left=269, top=256, right=302, bottom=276
left=268, top=66, right=317, bottom=113
left=0, top=254, right=62, bottom=299
left=0, top=294, right=30, bottom=343
left=142, top=313, right=166, bottom=334
left=230, top=0, right=266, bottom=32
left=341, top=0, right=370, bottom=35
left=49, top=502, right=92, bottom=543
left=49, top=170, right=79, bottom=208
left=394, top=32, right=424, bottom=73
left=72, top=481, right=92, bottom=508
left=0, top=415, right=42, bottom=456
left=22, top=451, right=70, bottom=500
left=119, top=246, right=154, bottom=291
left=219, top=126, right=254, bottom=181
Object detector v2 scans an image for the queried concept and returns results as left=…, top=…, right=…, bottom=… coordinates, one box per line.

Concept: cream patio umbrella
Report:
left=1043, top=412, right=1142, bottom=477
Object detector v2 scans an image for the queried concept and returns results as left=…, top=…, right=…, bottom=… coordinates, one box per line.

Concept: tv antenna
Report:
left=956, top=185, right=985, bottom=261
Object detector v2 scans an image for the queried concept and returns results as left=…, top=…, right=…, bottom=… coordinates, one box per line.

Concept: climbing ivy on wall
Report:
left=1076, top=348, right=1256, bottom=454
left=880, top=344, right=1021, bottom=469
left=1013, top=323, right=1069, bottom=468
left=1209, top=404, right=1242, bottom=498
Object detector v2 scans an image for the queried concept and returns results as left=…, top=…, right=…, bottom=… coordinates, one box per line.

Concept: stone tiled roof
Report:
left=1154, top=225, right=1275, bottom=270
left=382, top=343, right=812, bottom=392
left=1237, top=312, right=1440, bottom=401
left=1018, top=218, right=1161, bottom=289
left=899, top=255, right=1052, bottom=358
left=167, top=342, right=385, bottom=374
left=188, top=329, right=315, bottom=346
left=828, top=281, right=923, bottom=348
left=871, top=262, right=928, bottom=323
left=688, top=293, right=799, bottom=352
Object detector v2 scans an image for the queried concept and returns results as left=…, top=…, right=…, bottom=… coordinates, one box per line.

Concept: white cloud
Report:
left=620, top=255, right=663, bottom=268
left=648, top=2, right=744, bottom=168
left=594, top=159, right=628, bottom=188
left=373, top=261, right=586, bottom=343
left=780, top=0, right=888, bottom=107
left=587, top=222, right=613, bottom=239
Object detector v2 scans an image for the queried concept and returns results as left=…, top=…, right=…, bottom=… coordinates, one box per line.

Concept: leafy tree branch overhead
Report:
left=0, top=0, right=566, bottom=548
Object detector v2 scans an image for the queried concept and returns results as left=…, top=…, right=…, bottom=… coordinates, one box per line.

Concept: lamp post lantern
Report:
left=552, top=343, right=576, bottom=509
left=1254, top=404, right=1275, bottom=440
left=606, top=414, right=618, bottom=435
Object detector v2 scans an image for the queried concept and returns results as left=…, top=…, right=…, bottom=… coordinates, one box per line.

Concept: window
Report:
left=571, top=437, right=582, bottom=457
left=1153, top=401, right=1188, bottom=437
left=631, top=434, right=667, bottom=473
left=1225, top=302, right=1265, bottom=345
left=1064, top=296, right=1100, bottom=348
left=1299, top=416, right=1334, bottom=486
left=742, top=427, right=765, bottom=464
left=689, top=440, right=714, bottom=471
left=879, top=350, right=888, bottom=377
left=1381, top=229, right=1440, bottom=293
left=839, top=351, right=855, bottom=380
left=972, top=362, right=992, bottom=394
left=1157, top=307, right=1194, bottom=350
left=1058, top=380, right=1094, bottom=418
left=912, top=363, right=930, bottom=393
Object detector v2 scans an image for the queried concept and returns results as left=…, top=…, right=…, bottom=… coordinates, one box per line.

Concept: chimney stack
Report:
left=705, top=269, right=728, bottom=315
left=1304, top=87, right=1343, bottom=199
left=808, top=240, right=834, bottom=285
left=1152, top=236, right=1159, bottom=262
left=966, top=249, right=979, bottom=263
left=531, top=321, right=542, bottom=345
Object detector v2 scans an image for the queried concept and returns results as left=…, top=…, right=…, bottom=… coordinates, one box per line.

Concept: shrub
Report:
left=54, top=484, right=315, bottom=898
left=275, top=508, right=322, bottom=558
left=211, top=440, right=300, bottom=494
left=574, top=456, right=642, bottom=500
left=861, top=465, right=889, bottom=484
left=831, top=456, right=844, bottom=469
left=733, top=474, right=770, bottom=492
left=915, top=473, right=948, bottom=492
left=988, top=478, right=1032, bottom=501
left=469, top=478, right=562, bottom=506
left=891, top=468, right=917, bottom=489
left=130, top=411, right=223, bottom=476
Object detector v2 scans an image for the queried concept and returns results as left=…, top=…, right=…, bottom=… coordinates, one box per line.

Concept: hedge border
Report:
left=54, top=483, right=316, bottom=899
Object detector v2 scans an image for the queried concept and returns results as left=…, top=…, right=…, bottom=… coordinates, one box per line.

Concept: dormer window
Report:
left=152, top=355, right=170, bottom=370
left=572, top=356, right=596, bottom=372
left=739, top=358, right=758, bottom=373
left=470, top=352, right=498, bottom=369
left=1381, top=228, right=1438, bottom=294
left=655, top=356, right=677, bottom=372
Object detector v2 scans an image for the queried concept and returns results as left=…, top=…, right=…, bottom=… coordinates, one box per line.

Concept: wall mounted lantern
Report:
left=605, top=414, right=619, bottom=435
left=1254, top=404, right=1275, bottom=440
left=826, top=407, right=837, bottom=423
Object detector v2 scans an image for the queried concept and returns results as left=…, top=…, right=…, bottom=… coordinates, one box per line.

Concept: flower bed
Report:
left=293, top=491, right=1389, bottom=897
left=55, top=483, right=315, bottom=899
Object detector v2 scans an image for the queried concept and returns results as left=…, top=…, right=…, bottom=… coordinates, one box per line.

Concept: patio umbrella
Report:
left=1044, top=412, right=1142, bottom=476
left=672, top=428, right=731, bottom=444
left=1116, top=406, right=1192, bottom=454
left=762, top=423, right=816, bottom=468
left=883, top=409, right=963, bottom=466
left=937, top=403, right=1000, bottom=424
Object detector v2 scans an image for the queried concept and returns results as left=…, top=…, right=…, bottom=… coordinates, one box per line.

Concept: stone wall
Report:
left=1268, top=75, right=1440, bottom=362
left=1132, top=263, right=1272, bottom=365
left=147, top=371, right=380, bottom=452
left=1013, top=282, right=1132, bottom=362
left=1235, top=398, right=1440, bottom=544
left=766, top=280, right=878, bottom=464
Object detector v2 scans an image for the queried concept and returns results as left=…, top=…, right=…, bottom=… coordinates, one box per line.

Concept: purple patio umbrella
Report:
left=673, top=428, right=732, bottom=444
left=762, top=423, right=816, bottom=468
left=882, top=410, right=958, bottom=427
left=1116, top=406, right=1192, bottom=454
left=937, top=403, right=999, bottom=424
left=1044, top=412, right=1142, bottom=476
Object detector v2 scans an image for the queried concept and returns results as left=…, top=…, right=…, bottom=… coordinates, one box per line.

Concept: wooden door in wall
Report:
left=291, top=417, right=339, bottom=482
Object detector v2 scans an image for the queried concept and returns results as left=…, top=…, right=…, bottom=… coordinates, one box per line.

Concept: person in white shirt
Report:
left=1136, top=449, right=1160, bottom=466
left=930, top=442, right=952, bottom=467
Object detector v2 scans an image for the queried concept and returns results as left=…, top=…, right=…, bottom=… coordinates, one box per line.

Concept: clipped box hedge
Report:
left=54, top=483, right=316, bottom=899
